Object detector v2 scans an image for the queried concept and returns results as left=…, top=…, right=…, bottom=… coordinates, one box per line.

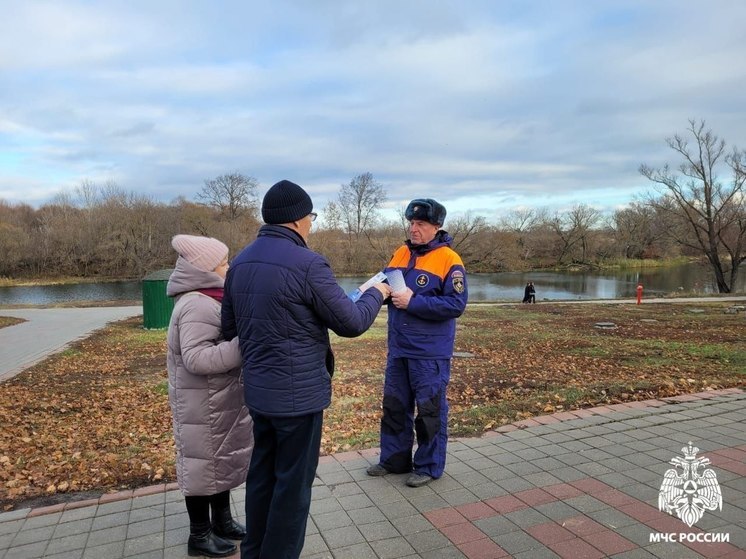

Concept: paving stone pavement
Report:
left=1, top=388, right=744, bottom=559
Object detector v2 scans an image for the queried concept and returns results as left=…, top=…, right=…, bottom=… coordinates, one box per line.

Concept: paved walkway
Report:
left=1, top=389, right=743, bottom=559
left=0, top=306, right=142, bottom=382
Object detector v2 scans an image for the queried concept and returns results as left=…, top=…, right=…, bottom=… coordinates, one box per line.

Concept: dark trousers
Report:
left=185, top=490, right=230, bottom=525
left=378, top=357, right=450, bottom=478
left=241, top=410, right=323, bottom=559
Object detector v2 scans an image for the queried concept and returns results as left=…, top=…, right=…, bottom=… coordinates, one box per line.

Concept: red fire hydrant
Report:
left=636, top=283, right=643, bottom=305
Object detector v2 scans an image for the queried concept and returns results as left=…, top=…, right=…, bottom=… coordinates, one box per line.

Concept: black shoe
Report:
left=366, top=463, right=391, bottom=476
left=406, top=473, right=433, bottom=488
left=212, top=512, right=247, bottom=541
left=187, top=522, right=236, bottom=557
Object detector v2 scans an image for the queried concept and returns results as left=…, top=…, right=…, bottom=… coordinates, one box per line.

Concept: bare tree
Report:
left=173, top=197, right=214, bottom=236
left=548, top=204, right=601, bottom=265
left=448, top=212, right=488, bottom=251
left=338, top=172, right=387, bottom=240
left=499, top=208, right=545, bottom=261
left=1, top=185, right=258, bottom=279
left=499, top=208, right=540, bottom=234
left=195, top=173, right=261, bottom=252
left=612, top=202, right=658, bottom=259
left=640, top=119, right=746, bottom=292
left=394, top=206, right=410, bottom=238
left=197, top=172, right=259, bottom=221
left=73, top=180, right=100, bottom=208
left=570, top=204, right=601, bottom=263
left=0, top=202, right=31, bottom=276
left=321, top=200, right=342, bottom=231
left=447, top=212, right=505, bottom=271
left=97, top=191, right=170, bottom=277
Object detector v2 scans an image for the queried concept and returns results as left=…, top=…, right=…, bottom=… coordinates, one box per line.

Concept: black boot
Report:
left=212, top=506, right=247, bottom=541
left=187, top=521, right=236, bottom=558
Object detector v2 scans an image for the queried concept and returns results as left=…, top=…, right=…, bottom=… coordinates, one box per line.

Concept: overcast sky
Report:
left=1, top=0, right=744, bottom=222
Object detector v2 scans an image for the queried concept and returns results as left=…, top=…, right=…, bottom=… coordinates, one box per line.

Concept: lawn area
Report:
left=0, top=301, right=743, bottom=511
left=0, top=317, right=24, bottom=329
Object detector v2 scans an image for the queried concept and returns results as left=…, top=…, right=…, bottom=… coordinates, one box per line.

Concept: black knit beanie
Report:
left=261, top=180, right=314, bottom=224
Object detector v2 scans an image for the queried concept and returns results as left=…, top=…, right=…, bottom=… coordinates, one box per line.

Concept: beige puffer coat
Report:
left=166, top=257, right=253, bottom=496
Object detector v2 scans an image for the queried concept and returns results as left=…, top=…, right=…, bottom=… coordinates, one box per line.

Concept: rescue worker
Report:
left=367, top=198, right=468, bottom=487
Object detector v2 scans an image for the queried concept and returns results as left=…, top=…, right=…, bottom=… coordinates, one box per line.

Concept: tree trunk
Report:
left=706, top=251, right=730, bottom=293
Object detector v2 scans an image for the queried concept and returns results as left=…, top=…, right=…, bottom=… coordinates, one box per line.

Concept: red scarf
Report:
left=197, top=288, right=224, bottom=303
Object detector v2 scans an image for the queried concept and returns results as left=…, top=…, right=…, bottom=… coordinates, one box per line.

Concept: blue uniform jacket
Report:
left=222, top=225, right=384, bottom=417
left=385, top=231, right=468, bottom=359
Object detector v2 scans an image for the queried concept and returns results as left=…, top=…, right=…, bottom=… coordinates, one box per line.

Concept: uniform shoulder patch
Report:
left=451, top=270, right=465, bottom=293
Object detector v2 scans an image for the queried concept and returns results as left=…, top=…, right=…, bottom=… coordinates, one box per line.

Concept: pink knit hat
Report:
left=171, top=234, right=229, bottom=272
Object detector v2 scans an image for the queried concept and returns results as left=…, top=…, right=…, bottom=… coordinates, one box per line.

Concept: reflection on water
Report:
left=0, top=263, right=743, bottom=305
left=0, top=281, right=142, bottom=306
left=339, top=262, right=745, bottom=302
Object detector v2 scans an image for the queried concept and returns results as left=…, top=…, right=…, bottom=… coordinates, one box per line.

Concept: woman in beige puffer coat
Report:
left=166, top=234, right=253, bottom=559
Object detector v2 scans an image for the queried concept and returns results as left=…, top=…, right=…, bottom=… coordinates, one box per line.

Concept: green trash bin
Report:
left=142, top=269, right=175, bottom=329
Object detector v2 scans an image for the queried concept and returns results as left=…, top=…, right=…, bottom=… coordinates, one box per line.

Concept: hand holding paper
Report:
left=391, top=288, right=413, bottom=309
left=372, top=283, right=391, bottom=298
left=348, top=271, right=388, bottom=301
left=385, top=269, right=406, bottom=294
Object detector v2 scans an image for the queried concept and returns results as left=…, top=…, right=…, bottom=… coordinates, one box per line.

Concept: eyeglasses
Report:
left=309, top=212, right=318, bottom=222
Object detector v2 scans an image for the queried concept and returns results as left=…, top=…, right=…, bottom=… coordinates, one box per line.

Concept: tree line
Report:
left=1, top=120, right=743, bottom=292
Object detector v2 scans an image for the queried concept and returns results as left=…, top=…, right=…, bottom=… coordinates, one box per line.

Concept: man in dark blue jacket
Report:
left=222, top=180, right=389, bottom=559
left=366, top=198, right=468, bottom=488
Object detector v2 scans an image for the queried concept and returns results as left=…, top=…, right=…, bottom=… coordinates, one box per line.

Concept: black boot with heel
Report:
left=187, top=521, right=236, bottom=557
left=212, top=506, right=247, bottom=540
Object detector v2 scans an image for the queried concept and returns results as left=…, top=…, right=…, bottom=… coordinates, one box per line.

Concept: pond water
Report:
left=341, top=262, right=744, bottom=302
left=0, top=262, right=742, bottom=306
left=0, top=280, right=143, bottom=306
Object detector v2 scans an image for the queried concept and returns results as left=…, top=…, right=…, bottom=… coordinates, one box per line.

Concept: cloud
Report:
left=0, top=2, right=167, bottom=70
left=0, top=0, right=744, bottom=218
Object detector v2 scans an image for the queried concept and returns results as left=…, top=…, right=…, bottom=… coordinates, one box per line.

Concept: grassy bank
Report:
left=0, top=301, right=743, bottom=510
left=595, top=256, right=692, bottom=269
left=0, top=317, right=24, bottom=329
left=0, top=276, right=138, bottom=288
left=544, top=256, right=694, bottom=272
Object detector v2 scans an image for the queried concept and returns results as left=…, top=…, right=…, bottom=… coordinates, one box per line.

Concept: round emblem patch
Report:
left=416, top=274, right=429, bottom=287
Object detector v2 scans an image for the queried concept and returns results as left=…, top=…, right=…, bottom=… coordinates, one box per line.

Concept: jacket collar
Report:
left=257, top=224, right=308, bottom=248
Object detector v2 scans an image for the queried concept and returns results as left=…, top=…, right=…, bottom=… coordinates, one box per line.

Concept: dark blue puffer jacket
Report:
left=222, top=225, right=384, bottom=417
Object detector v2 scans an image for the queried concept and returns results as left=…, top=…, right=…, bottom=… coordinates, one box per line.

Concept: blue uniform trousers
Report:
left=241, top=410, right=323, bottom=559
left=378, top=356, right=450, bottom=478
